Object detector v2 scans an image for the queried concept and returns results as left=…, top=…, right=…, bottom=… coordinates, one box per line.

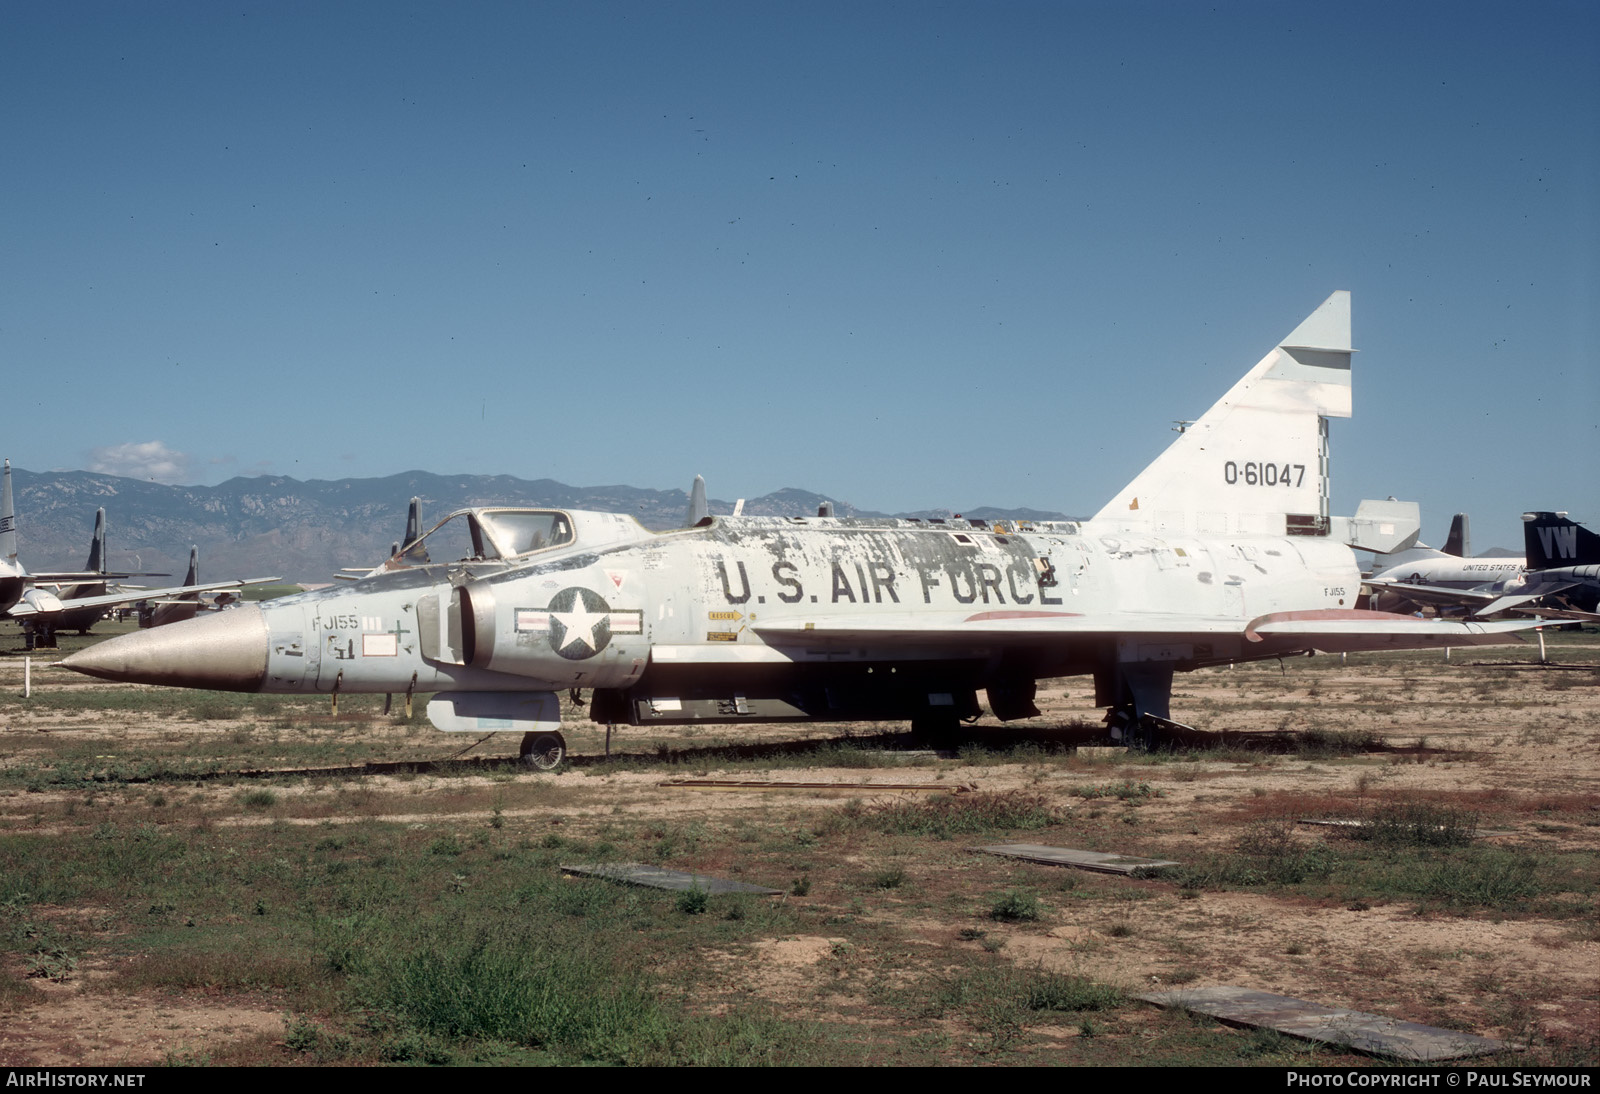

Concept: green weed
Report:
left=1073, top=779, right=1162, bottom=802
left=921, top=963, right=1123, bottom=1055
left=1023, top=970, right=1122, bottom=1012
left=871, top=865, right=908, bottom=890
left=26, top=946, right=77, bottom=982
left=824, top=791, right=1062, bottom=840
left=1346, top=801, right=1478, bottom=847
left=1415, top=853, right=1540, bottom=910
left=356, top=922, right=803, bottom=1064
left=990, top=888, right=1042, bottom=922
left=1181, top=821, right=1337, bottom=889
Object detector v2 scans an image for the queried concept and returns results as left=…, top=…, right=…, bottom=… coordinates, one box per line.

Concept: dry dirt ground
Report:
left=0, top=635, right=1596, bottom=1066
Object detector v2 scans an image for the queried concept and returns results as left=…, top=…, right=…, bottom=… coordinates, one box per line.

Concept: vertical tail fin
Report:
left=1443, top=513, right=1470, bottom=558
left=1093, top=292, right=1352, bottom=536
left=84, top=508, right=107, bottom=573
left=684, top=475, right=710, bottom=527
left=146, top=546, right=203, bottom=628
left=1523, top=512, right=1600, bottom=570
left=400, top=497, right=429, bottom=563
left=404, top=497, right=422, bottom=548
left=0, top=460, right=16, bottom=563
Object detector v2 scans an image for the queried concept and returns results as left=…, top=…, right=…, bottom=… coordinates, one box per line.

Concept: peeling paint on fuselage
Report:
left=244, top=508, right=1361, bottom=727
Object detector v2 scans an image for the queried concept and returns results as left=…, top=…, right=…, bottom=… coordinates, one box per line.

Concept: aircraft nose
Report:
left=59, top=605, right=270, bottom=691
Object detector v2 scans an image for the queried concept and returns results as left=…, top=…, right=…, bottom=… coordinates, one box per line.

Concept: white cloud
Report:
left=87, top=441, right=193, bottom=483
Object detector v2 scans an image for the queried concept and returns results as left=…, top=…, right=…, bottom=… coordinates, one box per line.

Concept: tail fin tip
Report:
left=1091, top=292, right=1354, bottom=535
left=1279, top=289, right=1351, bottom=352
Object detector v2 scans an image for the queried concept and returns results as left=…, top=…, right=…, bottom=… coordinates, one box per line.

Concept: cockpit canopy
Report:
left=400, top=508, right=575, bottom=565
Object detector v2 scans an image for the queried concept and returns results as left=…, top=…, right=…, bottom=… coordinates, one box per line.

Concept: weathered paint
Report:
left=62, top=294, right=1542, bottom=745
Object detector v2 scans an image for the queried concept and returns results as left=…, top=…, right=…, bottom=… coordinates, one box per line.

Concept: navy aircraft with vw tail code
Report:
left=61, top=292, right=1543, bottom=767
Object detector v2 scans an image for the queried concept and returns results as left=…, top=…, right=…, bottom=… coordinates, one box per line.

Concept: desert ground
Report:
left=0, top=623, right=1595, bottom=1066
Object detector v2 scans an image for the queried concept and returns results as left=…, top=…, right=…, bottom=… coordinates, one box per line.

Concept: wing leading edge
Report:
left=6, top=578, right=279, bottom=619
left=753, top=608, right=1536, bottom=651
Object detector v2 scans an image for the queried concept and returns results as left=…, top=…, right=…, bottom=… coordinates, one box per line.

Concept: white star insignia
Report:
left=551, top=601, right=607, bottom=654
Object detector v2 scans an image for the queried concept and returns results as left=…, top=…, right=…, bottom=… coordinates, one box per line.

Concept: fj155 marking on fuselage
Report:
left=61, top=293, right=1542, bottom=765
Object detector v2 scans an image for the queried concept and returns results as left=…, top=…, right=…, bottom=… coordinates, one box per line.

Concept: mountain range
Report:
left=8, top=468, right=1076, bottom=584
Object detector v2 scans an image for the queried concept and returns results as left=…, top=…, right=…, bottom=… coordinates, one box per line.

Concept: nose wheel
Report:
left=519, top=731, right=567, bottom=771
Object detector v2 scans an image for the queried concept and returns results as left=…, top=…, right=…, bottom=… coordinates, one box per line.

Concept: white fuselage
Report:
left=247, top=511, right=1362, bottom=697
left=1368, top=553, right=1525, bottom=594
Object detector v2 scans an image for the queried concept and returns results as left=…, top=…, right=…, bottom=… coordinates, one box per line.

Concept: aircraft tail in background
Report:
left=684, top=475, right=710, bottom=528
left=1523, top=511, right=1600, bottom=571
left=145, top=547, right=204, bottom=628
left=1, top=460, right=17, bottom=564
left=83, top=508, right=107, bottom=572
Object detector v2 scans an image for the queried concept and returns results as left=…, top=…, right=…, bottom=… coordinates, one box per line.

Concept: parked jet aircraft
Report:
left=1365, top=512, right=1469, bottom=582
left=1363, top=513, right=1527, bottom=616
left=338, top=496, right=427, bottom=581
left=62, top=293, right=1541, bottom=762
left=1471, top=511, right=1600, bottom=620
left=139, top=546, right=221, bottom=628
left=50, top=508, right=117, bottom=634
left=1, top=459, right=273, bottom=645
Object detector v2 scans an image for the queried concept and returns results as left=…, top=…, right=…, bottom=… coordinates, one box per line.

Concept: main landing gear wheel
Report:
left=1106, top=706, right=1156, bottom=751
left=1105, top=708, right=1193, bottom=751
left=519, top=731, right=567, bottom=771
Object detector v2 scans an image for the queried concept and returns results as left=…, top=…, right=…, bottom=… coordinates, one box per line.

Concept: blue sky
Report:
left=4, top=0, right=1595, bottom=551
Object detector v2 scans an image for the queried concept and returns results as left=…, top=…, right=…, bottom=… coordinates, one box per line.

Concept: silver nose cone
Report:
left=60, top=605, right=270, bottom=691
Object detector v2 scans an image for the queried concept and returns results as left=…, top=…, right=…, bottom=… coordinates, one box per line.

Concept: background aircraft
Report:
left=64, top=293, right=1542, bottom=760
left=1363, top=512, right=1527, bottom=616
left=338, top=496, right=428, bottom=582
left=1365, top=512, right=1470, bottom=582
left=2, top=459, right=273, bottom=646
left=1473, top=512, right=1600, bottom=621
left=47, top=508, right=120, bottom=634
left=136, top=546, right=240, bottom=629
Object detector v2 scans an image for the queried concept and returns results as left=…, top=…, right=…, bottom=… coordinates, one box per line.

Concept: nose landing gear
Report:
left=519, top=731, right=567, bottom=771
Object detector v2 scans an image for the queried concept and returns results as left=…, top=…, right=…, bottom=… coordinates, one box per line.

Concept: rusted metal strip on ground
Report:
left=561, top=862, right=782, bottom=895
left=79, top=758, right=480, bottom=783
left=1297, top=818, right=1509, bottom=838
left=975, top=842, right=1179, bottom=875
left=1138, top=986, right=1507, bottom=1061
left=660, top=778, right=973, bottom=793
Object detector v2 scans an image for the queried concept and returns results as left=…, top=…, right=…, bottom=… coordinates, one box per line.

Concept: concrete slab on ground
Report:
left=1138, top=985, right=1507, bottom=1061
